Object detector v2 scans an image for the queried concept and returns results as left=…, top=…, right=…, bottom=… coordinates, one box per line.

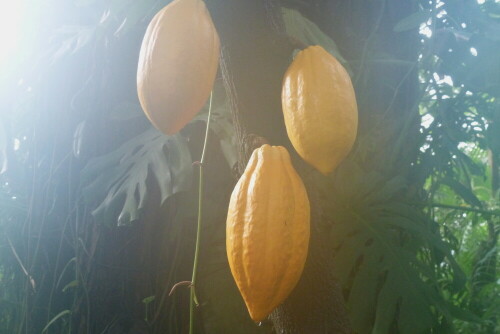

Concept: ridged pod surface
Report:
left=137, top=0, right=220, bottom=135
left=282, top=45, right=358, bottom=174
left=226, top=145, right=310, bottom=322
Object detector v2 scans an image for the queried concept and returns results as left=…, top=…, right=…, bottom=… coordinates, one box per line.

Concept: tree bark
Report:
left=204, top=0, right=353, bottom=333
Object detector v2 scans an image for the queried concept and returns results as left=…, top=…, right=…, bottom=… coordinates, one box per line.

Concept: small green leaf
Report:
left=42, top=310, right=71, bottom=333
left=142, top=295, right=155, bottom=305
left=62, top=280, right=79, bottom=292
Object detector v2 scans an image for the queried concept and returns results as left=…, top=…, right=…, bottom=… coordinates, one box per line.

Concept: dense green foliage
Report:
left=0, top=0, right=498, bottom=333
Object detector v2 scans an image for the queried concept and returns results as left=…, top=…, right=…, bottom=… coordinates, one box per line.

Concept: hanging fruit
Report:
left=226, top=144, right=310, bottom=322
left=282, top=45, right=358, bottom=175
left=137, top=0, right=220, bottom=135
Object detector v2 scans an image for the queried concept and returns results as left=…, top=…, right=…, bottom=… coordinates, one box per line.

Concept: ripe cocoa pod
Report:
left=226, top=145, right=310, bottom=322
left=137, top=0, right=220, bottom=135
left=282, top=45, right=358, bottom=174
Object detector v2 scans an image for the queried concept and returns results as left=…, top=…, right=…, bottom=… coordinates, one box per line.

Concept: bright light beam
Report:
left=0, top=1, right=24, bottom=72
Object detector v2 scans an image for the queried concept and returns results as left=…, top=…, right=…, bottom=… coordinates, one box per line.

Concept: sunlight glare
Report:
left=0, top=1, right=24, bottom=72
left=422, top=113, right=434, bottom=129
left=419, top=24, right=432, bottom=38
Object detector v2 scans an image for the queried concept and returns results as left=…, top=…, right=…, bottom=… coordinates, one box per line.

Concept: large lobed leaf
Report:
left=323, top=160, right=470, bottom=334
left=80, top=80, right=236, bottom=227
left=81, top=128, right=193, bottom=226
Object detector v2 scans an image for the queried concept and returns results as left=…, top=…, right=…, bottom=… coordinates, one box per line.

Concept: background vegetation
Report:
left=0, top=0, right=498, bottom=333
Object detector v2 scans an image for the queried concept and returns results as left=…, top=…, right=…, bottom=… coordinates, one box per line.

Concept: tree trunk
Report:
left=203, top=0, right=353, bottom=333
left=201, top=0, right=421, bottom=333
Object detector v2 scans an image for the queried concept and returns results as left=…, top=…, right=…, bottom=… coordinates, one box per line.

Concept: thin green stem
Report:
left=422, top=202, right=500, bottom=216
left=189, top=92, right=213, bottom=334
left=200, top=93, right=213, bottom=165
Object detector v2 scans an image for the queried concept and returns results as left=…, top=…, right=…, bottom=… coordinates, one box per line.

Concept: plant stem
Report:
left=189, top=92, right=213, bottom=334
left=421, top=202, right=500, bottom=216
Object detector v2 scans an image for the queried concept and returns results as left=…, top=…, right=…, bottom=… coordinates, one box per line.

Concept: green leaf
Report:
left=42, top=310, right=71, bottom=333
left=56, top=257, right=76, bottom=289
left=81, top=128, right=193, bottom=226
left=142, top=295, right=155, bottom=305
left=281, top=7, right=351, bottom=73
left=441, top=177, right=483, bottom=207
left=62, top=280, right=79, bottom=292
left=194, top=81, right=238, bottom=170
left=362, top=175, right=407, bottom=205
left=327, top=163, right=463, bottom=333
left=394, top=10, right=430, bottom=32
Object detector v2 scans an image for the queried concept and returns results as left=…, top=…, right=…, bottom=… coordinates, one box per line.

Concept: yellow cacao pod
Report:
left=226, top=145, right=310, bottom=322
left=282, top=45, right=358, bottom=175
left=137, top=0, right=220, bottom=135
